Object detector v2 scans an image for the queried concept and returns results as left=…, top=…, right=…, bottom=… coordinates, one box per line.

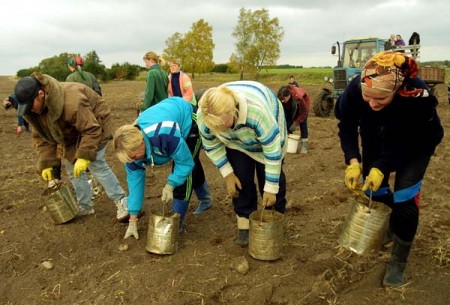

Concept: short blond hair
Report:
left=143, top=51, right=166, bottom=66
left=198, top=85, right=238, bottom=131
left=113, top=125, right=143, bottom=163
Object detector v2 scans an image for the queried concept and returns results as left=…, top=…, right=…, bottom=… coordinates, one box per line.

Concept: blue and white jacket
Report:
left=126, top=97, right=194, bottom=216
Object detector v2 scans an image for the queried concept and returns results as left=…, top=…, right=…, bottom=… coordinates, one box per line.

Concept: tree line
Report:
left=16, top=8, right=284, bottom=82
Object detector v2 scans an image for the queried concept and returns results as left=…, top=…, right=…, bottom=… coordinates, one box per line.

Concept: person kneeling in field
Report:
left=113, top=96, right=211, bottom=239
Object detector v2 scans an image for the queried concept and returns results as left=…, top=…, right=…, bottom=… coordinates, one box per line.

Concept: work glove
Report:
left=262, top=191, right=276, bottom=207
left=41, top=167, right=53, bottom=181
left=74, top=158, right=90, bottom=178
left=344, top=163, right=361, bottom=190
left=124, top=219, right=139, bottom=239
left=161, top=184, right=174, bottom=204
left=362, top=168, right=384, bottom=192
left=288, top=123, right=297, bottom=133
left=225, top=172, right=241, bottom=198
left=16, top=126, right=24, bottom=136
left=3, top=99, right=12, bottom=110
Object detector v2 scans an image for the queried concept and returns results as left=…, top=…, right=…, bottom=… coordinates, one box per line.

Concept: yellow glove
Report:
left=262, top=192, right=276, bottom=207
left=225, top=172, right=241, bottom=198
left=345, top=163, right=361, bottom=190
left=362, top=168, right=384, bottom=192
left=74, top=159, right=90, bottom=178
left=41, top=168, right=53, bottom=181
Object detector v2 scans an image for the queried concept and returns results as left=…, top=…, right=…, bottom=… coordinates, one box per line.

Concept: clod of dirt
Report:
left=119, top=243, right=129, bottom=251
left=41, top=261, right=54, bottom=270
left=230, top=256, right=249, bottom=274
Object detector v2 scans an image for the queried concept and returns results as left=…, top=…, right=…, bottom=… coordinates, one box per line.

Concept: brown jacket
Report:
left=24, top=73, right=112, bottom=171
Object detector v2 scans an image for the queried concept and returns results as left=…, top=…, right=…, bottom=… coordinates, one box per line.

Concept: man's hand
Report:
left=74, top=159, right=90, bottom=178
left=288, top=123, right=297, bottom=133
left=225, top=172, right=241, bottom=198
left=262, top=192, right=276, bottom=207
left=362, top=168, right=384, bottom=192
left=3, top=99, right=12, bottom=110
left=161, top=184, right=174, bottom=204
left=41, top=168, right=53, bottom=181
left=124, top=219, right=139, bottom=239
left=344, top=163, right=361, bottom=190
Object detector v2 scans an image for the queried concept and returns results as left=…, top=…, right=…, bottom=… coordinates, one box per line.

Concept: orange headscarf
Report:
left=361, top=51, right=420, bottom=95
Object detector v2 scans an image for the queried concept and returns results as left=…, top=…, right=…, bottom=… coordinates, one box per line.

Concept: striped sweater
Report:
left=197, top=81, right=287, bottom=194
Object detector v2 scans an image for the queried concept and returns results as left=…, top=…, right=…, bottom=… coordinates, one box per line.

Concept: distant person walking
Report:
left=288, top=75, right=299, bottom=87
left=66, top=57, right=102, bottom=96
left=277, top=85, right=311, bottom=153
left=141, top=51, right=168, bottom=112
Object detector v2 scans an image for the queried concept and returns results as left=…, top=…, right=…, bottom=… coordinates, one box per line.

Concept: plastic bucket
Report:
left=287, top=134, right=300, bottom=153
left=146, top=211, right=179, bottom=255
left=42, top=183, right=79, bottom=224
left=248, top=209, right=284, bottom=260
left=339, top=196, right=391, bottom=255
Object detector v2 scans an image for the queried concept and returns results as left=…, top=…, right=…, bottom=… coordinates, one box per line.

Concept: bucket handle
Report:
left=259, top=203, right=275, bottom=224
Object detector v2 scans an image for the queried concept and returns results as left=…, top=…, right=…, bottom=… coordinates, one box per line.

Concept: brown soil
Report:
left=1, top=76, right=449, bottom=305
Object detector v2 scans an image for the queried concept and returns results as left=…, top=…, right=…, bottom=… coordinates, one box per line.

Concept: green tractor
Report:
left=314, top=35, right=445, bottom=117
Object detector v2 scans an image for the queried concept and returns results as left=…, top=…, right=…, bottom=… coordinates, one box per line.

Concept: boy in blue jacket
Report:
left=113, top=97, right=211, bottom=239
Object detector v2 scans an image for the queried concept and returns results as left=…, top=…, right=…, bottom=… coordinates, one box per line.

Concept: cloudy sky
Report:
left=1, top=0, right=448, bottom=75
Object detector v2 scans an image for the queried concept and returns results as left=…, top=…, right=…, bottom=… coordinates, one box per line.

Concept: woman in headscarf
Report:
left=335, top=51, right=443, bottom=287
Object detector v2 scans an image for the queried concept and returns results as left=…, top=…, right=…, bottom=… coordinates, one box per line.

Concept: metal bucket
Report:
left=42, top=183, right=79, bottom=224
left=146, top=211, right=179, bottom=255
left=339, top=195, right=391, bottom=255
left=248, top=209, right=284, bottom=261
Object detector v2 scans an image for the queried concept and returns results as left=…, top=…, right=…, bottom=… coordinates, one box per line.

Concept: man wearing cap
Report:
left=335, top=51, right=443, bottom=287
left=14, top=73, right=128, bottom=220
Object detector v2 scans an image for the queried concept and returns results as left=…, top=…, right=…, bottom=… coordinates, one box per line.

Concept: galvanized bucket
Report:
left=42, top=183, right=79, bottom=224
left=146, top=210, right=179, bottom=255
left=339, top=195, right=391, bottom=255
left=248, top=209, right=284, bottom=261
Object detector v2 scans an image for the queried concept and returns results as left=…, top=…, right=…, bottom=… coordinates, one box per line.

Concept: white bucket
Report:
left=287, top=134, right=300, bottom=153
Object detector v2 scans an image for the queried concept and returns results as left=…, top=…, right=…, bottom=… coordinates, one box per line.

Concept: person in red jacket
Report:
left=277, top=85, right=311, bottom=153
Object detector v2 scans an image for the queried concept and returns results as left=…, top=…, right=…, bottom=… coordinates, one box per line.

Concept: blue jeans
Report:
left=65, top=146, right=126, bottom=211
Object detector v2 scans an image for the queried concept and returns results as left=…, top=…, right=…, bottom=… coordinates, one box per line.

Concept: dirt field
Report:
left=0, top=75, right=449, bottom=305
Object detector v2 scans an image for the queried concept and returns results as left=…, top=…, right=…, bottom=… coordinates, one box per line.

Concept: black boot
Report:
left=383, top=236, right=412, bottom=287
left=381, top=226, right=394, bottom=250
left=234, top=229, right=249, bottom=247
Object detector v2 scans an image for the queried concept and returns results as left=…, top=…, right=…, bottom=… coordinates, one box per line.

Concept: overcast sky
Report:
left=1, top=0, right=449, bottom=75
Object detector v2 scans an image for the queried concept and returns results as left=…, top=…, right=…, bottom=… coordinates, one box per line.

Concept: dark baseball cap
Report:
left=14, top=76, right=42, bottom=116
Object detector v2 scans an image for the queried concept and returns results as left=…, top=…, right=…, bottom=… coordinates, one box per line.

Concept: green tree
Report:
left=232, top=8, right=284, bottom=79
left=163, top=19, right=215, bottom=78
left=38, top=52, right=76, bottom=81
left=83, top=50, right=108, bottom=81
left=182, top=19, right=215, bottom=78
left=163, top=32, right=185, bottom=62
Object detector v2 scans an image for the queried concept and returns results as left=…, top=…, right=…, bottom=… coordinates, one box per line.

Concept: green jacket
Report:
left=66, top=70, right=102, bottom=96
left=141, top=64, right=168, bottom=111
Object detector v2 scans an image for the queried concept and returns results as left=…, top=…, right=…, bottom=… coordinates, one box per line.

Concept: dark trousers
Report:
left=226, top=148, right=286, bottom=218
left=172, top=124, right=206, bottom=203
left=363, top=152, right=431, bottom=242
left=299, top=115, right=309, bottom=139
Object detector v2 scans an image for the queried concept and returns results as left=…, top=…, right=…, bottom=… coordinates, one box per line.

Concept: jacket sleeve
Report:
left=32, top=130, right=60, bottom=171
left=143, top=72, right=155, bottom=110
left=167, top=138, right=195, bottom=187
left=126, top=163, right=146, bottom=216
left=181, top=74, right=194, bottom=103
left=73, top=92, right=104, bottom=161
left=335, top=78, right=363, bottom=164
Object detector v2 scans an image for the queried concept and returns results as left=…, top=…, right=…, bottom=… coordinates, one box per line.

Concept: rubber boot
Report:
left=300, top=138, right=309, bottom=154
left=173, top=199, right=189, bottom=234
left=381, top=226, right=394, bottom=250
left=383, top=236, right=413, bottom=287
left=193, top=181, right=213, bottom=215
left=235, top=216, right=249, bottom=247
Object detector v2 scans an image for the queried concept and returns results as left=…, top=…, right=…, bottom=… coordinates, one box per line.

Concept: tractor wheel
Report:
left=314, top=89, right=334, bottom=117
